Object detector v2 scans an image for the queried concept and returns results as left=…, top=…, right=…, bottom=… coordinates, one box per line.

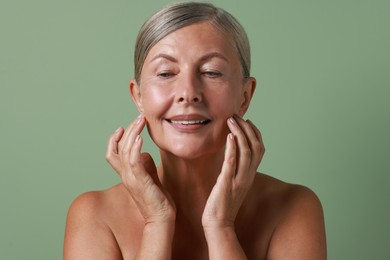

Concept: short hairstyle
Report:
left=134, top=2, right=251, bottom=83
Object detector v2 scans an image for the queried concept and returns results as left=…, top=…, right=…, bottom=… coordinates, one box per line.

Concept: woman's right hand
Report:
left=105, top=114, right=176, bottom=225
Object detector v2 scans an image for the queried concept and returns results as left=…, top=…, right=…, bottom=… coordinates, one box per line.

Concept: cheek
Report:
left=141, top=87, right=171, bottom=120
left=209, top=88, right=242, bottom=116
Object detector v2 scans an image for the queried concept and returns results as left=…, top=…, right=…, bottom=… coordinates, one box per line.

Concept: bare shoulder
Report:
left=64, top=184, right=140, bottom=260
left=65, top=184, right=127, bottom=224
left=255, top=173, right=323, bottom=212
left=252, top=173, right=327, bottom=260
left=66, top=189, right=106, bottom=220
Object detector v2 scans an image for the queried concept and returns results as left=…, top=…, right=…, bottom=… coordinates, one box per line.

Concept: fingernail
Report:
left=115, top=127, right=122, bottom=133
left=228, top=117, right=236, bottom=124
left=228, top=133, right=234, bottom=140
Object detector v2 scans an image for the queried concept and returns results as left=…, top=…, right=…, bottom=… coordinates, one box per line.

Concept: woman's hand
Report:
left=202, top=115, right=265, bottom=229
left=202, top=116, right=264, bottom=259
left=105, top=114, right=176, bottom=224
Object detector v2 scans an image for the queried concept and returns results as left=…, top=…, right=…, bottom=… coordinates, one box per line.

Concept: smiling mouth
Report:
left=166, top=119, right=210, bottom=125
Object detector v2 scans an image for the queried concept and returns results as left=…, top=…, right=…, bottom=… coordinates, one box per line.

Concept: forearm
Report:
left=204, top=226, right=247, bottom=260
left=135, top=222, right=175, bottom=260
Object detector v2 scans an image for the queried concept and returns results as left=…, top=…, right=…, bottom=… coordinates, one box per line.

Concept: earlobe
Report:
left=239, top=77, right=256, bottom=116
left=129, top=80, right=144, bottom=113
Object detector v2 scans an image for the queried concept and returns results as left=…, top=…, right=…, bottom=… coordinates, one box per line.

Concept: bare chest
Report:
left=108, top=209, right=277, bottom=260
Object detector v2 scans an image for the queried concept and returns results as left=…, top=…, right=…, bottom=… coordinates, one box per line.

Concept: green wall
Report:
left=1, top=0, right=389, bottom=259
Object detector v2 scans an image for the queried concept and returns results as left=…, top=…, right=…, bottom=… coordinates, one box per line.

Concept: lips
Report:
left=167, top=119, right=210, bottom=125
left=165, top=115, right=211, bottom=130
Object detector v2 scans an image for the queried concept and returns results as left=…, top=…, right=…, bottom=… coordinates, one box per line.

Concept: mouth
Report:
left=166, top=119, right=210, bottom=125
left=165, top=115, right=211, bottom=131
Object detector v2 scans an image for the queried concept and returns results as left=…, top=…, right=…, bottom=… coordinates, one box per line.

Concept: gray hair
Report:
left=134, top=2, right=251, bottom=83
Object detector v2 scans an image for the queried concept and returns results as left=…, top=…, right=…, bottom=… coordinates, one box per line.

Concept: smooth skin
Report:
left=64, top=22, right=326, bottom=259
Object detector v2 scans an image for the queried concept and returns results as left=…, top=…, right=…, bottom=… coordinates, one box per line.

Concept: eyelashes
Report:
left=201, top=71, right=222, bottom=78
left=156, top=70, right=223, bottom=79
left=157, top=72, right=175, bottom=79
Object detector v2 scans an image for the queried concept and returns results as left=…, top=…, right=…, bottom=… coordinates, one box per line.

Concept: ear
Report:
left=129, top=80, right=144, bottom=113
left=238, top=77, right=256, bottom=116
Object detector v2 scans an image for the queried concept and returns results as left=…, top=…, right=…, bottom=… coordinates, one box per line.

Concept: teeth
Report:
left=170, top=120, right=207, bottom=125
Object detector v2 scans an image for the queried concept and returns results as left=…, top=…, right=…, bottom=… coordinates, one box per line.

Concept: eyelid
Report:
left=155, top=63, right=176, bottom=77
left=158, top=72, right=172, bottom=78
left=201, top=70, right=223, bottom=78
left=157, top=70, right=176, bottom=79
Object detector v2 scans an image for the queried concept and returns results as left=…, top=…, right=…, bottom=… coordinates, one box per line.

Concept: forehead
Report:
left=145, top=21, right=237, bottom=63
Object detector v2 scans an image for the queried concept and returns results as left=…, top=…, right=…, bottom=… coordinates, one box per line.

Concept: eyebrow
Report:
left=150, top=51, right=229, bottom=63
left=150, top=53, right=178, bottom=63
left=199, top=52, right=229, bottom=63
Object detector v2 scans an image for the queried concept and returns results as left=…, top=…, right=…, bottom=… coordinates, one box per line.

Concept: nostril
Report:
left=177, top=95, right=201, bottom=103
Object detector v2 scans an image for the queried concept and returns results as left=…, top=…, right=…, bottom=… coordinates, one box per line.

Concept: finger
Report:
left=227, top=117, right=251, bottom=178
left=128, top=135, right=150, bottom=185
left=246, top=120, right=261, bottom=141
left=105, top=127, right=125, bottom=174
left=118, top=115, right=146, bottom=164
left=234, top=116, right=264, bottom=168
left=118, top=114, right=143, bottom=151
left=247, top=120, right=265, bottom=163
left=233, top=115, right=259, bottom=153
left=106, top=127, right=124, bottom=159
left=220, top=133, right=237, bottom=180
left=121, top=135, right=151, bottom=201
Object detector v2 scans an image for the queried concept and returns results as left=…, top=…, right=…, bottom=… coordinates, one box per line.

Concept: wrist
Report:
left=142, top=207, right=176, bottom=228
left=203, top=224, right=235, bottom=242
left=203, top=225, right=247, bottom=259
left=137, top=221, right=176, bottom=259
left=202, top=218, right=235, bottom=232
left=144, top=221, right=175, bottom=236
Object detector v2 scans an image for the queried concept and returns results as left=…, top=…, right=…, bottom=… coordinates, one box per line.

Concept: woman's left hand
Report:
left=202, top=115, right=265, bottom=230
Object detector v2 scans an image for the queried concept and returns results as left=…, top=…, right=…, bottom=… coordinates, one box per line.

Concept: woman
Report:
left=64, top=2, right=326, bottom=259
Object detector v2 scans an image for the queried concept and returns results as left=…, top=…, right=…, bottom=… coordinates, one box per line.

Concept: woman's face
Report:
left=131, top=21, right=255, bottom=159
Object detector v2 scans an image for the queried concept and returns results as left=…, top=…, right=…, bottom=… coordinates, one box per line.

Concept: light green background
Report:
left=1, top=0, right=389, bottom=259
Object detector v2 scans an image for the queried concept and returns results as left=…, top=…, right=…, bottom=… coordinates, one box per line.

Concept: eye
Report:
left=202, top=71, right=222, bottom=78
left=157, top=72, right=175, bottom=79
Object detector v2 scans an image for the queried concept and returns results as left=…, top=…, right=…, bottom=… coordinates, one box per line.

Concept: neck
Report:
left=157, top=149, right=225, bottom=225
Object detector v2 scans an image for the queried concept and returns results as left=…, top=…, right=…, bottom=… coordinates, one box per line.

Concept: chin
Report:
left=154, top=137, right=225, bottom=160
left=163, top=148, right=219, bottom=161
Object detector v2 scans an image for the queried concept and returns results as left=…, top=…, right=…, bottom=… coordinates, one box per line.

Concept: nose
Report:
left=175, top=72, right=203, bottom=104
